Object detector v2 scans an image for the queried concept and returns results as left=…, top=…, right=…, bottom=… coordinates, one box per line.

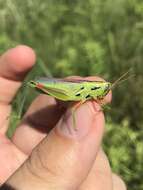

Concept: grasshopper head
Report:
left=91, top=81, right=111, bottom=99
left=99, top=82, right=111, bottom=98
left=104, top=82, right=111, bottom=94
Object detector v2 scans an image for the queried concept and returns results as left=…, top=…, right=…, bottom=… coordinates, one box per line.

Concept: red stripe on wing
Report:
left=36, top=83, right=44, bottom=89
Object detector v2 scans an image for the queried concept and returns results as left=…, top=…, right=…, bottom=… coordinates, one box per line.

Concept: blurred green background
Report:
left=0, top=0, right=143, bottom=189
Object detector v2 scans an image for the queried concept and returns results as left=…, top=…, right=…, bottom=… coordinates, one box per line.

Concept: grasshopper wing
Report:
left=39, top=86, right=72, bottom=101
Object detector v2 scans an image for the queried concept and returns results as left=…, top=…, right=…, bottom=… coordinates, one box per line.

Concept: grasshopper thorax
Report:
left=98, top=81, right=111, bottom=98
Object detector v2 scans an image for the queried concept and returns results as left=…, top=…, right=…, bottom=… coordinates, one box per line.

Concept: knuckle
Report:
left=25, top=146, right=58, bottom=182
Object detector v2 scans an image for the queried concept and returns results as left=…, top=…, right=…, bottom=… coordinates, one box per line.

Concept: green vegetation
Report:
left=0, top=0, right=143, bottom=189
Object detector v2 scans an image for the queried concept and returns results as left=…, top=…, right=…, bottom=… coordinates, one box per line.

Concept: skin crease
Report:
left=0, top=45, right=127, bottom=190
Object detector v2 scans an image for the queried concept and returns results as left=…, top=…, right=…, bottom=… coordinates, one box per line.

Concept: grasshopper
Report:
left=28, top=70, right=132, bottom=129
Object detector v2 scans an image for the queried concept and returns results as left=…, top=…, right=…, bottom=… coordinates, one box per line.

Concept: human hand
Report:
left=0, top=46, right=126, bottom=190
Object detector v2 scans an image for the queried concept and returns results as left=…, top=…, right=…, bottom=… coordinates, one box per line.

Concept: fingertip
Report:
left=57, top=102, right=94, bottom=139
left=57, top=101, right=104, bottom=142
left=0, top=45, right=36, bottom=80
left=15, top=45, right=36, bottom=63
left=6, top=45, right=36, bottom=71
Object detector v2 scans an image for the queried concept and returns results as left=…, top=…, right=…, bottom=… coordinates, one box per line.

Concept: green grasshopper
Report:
left=28, top=70, right=131, bottom=129
left=28, top=78, right=111, bottom=103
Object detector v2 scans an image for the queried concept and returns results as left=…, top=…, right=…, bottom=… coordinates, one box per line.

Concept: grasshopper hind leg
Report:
left=71, top=100, right=86, bottom=130
left=71, top=109, right=77, bottom=130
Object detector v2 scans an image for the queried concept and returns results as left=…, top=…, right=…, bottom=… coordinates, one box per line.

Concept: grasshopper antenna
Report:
left=111, top=69, right=135, bottom=89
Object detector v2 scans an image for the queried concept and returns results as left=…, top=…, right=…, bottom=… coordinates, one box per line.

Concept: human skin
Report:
left=0, top=45, right=126, bottom=190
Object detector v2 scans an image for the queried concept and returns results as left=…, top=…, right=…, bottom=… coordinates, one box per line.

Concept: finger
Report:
left=7, top=101, right=105, bottom=190
left=112, top=174, right=127, bottom=190
left=0, top=45, right=36, bottom=80
left=12, top=95, right=65, bottom=154
left=79, top=149, right=113, bottom=190
left=0, top=45, right=36, bottom=103
left=0, top=45, right=36, bottom=134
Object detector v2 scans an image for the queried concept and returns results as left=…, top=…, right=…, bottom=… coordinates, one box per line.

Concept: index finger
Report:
left=0, top=45, right=36, bottom=134
left=0, top=45, right=36, bottom=104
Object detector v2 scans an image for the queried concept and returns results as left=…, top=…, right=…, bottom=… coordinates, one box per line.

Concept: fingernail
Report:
left=57, top=102, right=98, bottom=139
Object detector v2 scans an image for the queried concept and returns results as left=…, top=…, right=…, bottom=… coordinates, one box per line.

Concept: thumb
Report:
left=6, top=102, right=104, bottom=190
